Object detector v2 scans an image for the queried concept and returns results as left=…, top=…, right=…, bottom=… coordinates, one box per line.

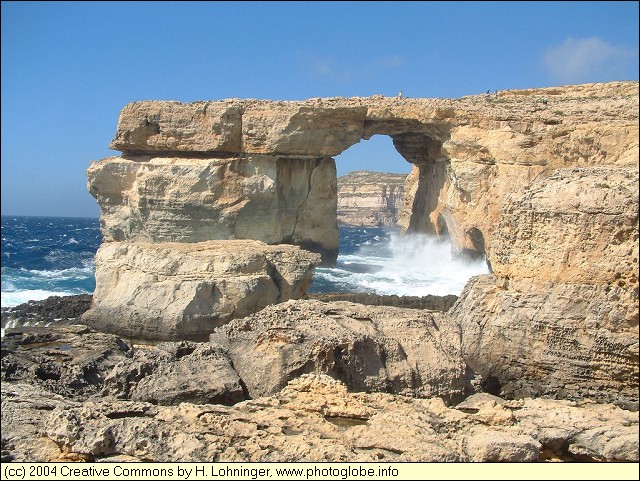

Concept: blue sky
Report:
left=2, top=1, right=638, bottom=217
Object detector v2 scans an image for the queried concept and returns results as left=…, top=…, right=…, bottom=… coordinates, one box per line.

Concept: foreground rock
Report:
left=1, top=325, right=132, bottom=400
left=337, top=171, right=406, bottom=227
left=210, top=300, right=470, bottom=404
left=3, top=375, right=637, bottom=462
left=99, top=342, right=245, bottom=406
left=1, top=294, right=92, bottom=332
left=82, top=240, right=320, bottom=341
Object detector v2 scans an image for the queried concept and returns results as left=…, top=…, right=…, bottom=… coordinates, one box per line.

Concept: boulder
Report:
left=82, top=241, right=320, bottom=341
left=99, top=342, right=245, bottom=406
left=210, top=300, right=469, bottom=404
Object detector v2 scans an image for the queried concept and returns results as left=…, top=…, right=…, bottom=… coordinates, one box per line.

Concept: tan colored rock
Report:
left=109, top=101, right=242, bottom=153
left=396, top=82, right=638, bottom=255
left=95, top=81, right=638, bottom=261
left=87, top=155, right=339, bottom=263
left=82, top=241, right=320, bottom=341
left=4, top=374, right=630, bottom=462
left=453, top=275, right=639, bottom=410
left=241, top=103, right=367, bottom=156
left=100, top=343, right=245, bottom=406
left=337, top=171, right=406, bottom=226
left=451, top=166, right=639, bottom=408
left=209, top=299, right=469, bottom=403
left=489, top=167, right=639, bottom=285
left=109, top=99, right=367, bottom=156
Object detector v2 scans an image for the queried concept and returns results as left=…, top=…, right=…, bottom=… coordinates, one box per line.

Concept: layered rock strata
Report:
left=93, top=82, right=638, bottom=261
left=88, top=155, right=337, bottom=260
left=86, top=82, right=638, bottom=405
left=453, top=167, right=639, bottom=409
left=337, top=171, right=406, bottom=226
left=82, top=241, right=320, bottom=341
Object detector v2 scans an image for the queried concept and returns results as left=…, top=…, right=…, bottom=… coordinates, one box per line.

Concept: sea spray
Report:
left=311, top=227, right=489, bottom=296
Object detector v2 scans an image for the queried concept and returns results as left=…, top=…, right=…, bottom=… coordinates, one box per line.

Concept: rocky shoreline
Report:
left=2, top=82, right=638, bottom=463
left=2, top=293, right=638, bottom=462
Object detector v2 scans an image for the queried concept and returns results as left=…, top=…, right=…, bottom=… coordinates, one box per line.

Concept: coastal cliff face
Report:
left=337, top=171, right=405, bottom=226
left=83, top=82, right=639, bottom=408
left=453, top=166, right=639, bottom=409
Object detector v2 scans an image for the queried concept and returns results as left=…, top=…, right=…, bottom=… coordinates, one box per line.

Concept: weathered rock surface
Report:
left=1, top=325, right=133, bottom=400
left=3, top=375, right=637, bottom=462
left=452, top=165, right=639, bottom=410
left=1, top=294, right=92, bottom=333
left=337, top=171, right=405, bottom=226
left=489, top=167, right=639, bottom=285
left=88, top=155, right=338, bottom=263
left=398, top=82, right=638, bottom=257
left=100, top=82, right=638, bottom=260
left=111, top=100, right=368, bottom=157
left=99, top=342, right=245, bottom=406
left=82, top=241, right=320, bottom=341
left=454, top=276, right=639, bottom=410
left=210, top=300, right=469, bottom=404
left=87, top=82, right=638, bottom=348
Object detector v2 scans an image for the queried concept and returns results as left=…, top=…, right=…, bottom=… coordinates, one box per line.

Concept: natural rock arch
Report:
left=84, top=84, right=639, bottom=359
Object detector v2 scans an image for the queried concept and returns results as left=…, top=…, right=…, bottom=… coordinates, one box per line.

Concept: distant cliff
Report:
left=337, top=171, right=406, bottom=226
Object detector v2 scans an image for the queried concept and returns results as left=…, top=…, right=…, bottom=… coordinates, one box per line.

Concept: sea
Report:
left=1, top=216, right=489, bottom=309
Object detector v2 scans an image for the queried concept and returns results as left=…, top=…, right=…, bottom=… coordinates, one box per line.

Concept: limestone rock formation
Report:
left=99, top=342, right=245, bottom=406
left=87, top=155, right=338, bottom=262
left=95, top=82, right=638, bottom=261
left=1, top=325, right=133, bottom=400
left=453, top=167, right=639, bottom=409
left=82, top=241, right=320, bottom=341
left=209, top=300, right=469, bottom=403
left=85, top=82, right=638, bottom=404
left=337, top=171, right=406, bottom=226
left=3, top=375, right=637, bottom=462
left=397, top=82, right=638, bottom=257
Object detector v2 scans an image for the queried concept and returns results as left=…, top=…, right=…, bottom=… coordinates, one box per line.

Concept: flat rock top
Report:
left=128, top=81, right=639, bottom=123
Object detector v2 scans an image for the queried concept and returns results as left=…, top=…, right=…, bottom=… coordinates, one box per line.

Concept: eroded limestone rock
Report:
left=3, top=375, right=635, bottom=462
left=87, top=155, right=338, bottom=263
left=82, top=241, right=320, bottom=341
left=337, top=171, right=406, bottom=227
left=210, top=300, right=469, bottom=404
left=453, top=275, right=639, bottom=410
left=99, top=342, right=245, bottom=406
left=1, top=325, right=133, bottom=400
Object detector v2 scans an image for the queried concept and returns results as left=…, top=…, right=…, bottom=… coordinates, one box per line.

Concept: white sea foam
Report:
left=23, top=266, right=94, bottom=279
left=1, top=289, right=80, bottom=308
left=314, top=233, right=489, bottom=296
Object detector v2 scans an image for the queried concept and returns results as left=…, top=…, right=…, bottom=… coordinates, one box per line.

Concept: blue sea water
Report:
left=1, top=216, right=101, bottom=307
left=1, top=217, right=489, bottom=309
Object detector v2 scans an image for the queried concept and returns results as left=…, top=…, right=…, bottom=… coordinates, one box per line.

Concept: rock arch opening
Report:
left=309, top=124, right=489, bottom=298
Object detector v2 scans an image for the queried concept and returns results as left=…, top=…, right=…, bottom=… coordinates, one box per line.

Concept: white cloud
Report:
left=543, top=37, right=636, bottom=83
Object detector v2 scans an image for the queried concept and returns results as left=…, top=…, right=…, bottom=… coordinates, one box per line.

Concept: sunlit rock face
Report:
left=87, top=79, right=639, bottom=402
left=82, top=241, right=320, bottom=341
left=453, top=167, right=639, bottom=408
left=88, top=155, right=338, bottom=263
